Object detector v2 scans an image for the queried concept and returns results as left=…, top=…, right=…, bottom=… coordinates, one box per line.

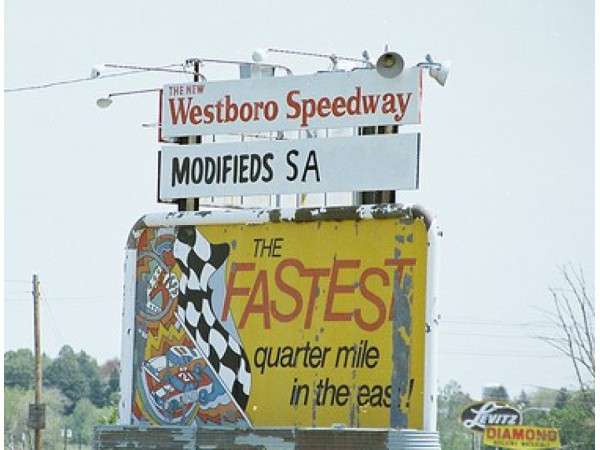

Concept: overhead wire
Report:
left=39, top=286, right=66, bottom=347
left=4, top=63, right=186, bottom=93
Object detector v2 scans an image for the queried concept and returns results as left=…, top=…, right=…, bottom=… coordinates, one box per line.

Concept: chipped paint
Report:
left=121, top=204, right=437, bottom=430
left=95, top=425, right=440, bottom=449
left=389, top=246, right=414, bottom=429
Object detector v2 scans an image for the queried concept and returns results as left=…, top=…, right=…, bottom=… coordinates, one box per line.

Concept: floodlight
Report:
left=96, top=96, right=113, bottom=108
left=252, top=48, right=268, bottom=62
left=95, top=88, right=161, bottom=109
left=417, top=54, right=451, bottom=86
left=90, top=64, right=105, bottom=79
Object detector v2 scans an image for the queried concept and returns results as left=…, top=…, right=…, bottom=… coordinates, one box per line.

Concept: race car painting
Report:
left=143, top=345, right=213, bottom=421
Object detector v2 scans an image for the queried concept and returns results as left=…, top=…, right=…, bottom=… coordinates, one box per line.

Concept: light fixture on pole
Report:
left=417, top=54, right=451, bottom=86
left=96, top=88, right=161, bottom=109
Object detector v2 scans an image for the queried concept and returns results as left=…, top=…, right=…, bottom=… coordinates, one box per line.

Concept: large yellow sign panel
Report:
left=128, top=207, right=429, bottom=429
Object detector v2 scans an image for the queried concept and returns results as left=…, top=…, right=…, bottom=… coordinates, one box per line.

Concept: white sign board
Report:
left=158, top=133, right=420, bottom=199
left=161, top=68, right=421, bottom=138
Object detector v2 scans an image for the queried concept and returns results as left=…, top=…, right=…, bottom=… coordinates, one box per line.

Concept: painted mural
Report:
left=128, top=211, right=430, bottom=429
left=132, top=226, right=251, bottom=426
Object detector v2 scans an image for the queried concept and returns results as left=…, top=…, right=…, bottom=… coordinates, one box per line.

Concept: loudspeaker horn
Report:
left=375, top=52, right=405, bottom=78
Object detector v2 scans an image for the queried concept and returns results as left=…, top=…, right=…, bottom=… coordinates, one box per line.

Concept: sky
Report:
left=4, top=0, right=595, bottom=401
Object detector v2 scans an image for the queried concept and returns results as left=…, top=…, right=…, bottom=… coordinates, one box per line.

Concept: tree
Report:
left=538, top=265, right=594, bottom=394
left=437, top=381, right=473, bottom=450
left=4, top=386, right=68, bottom=450
left=69, top=398, right=101, bottom=445
left=43, top=345, right=109, bottom=412
left=4, top=349, right=35, bottom=390
left=536, top=390, right=595, bottom=449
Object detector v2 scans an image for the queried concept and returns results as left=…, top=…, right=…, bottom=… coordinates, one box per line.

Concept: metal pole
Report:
left=33, top=274, right=42, bottom=450
left=357, top=125, right=397, bottom=205
left=177, top=59, right=202, bottom=212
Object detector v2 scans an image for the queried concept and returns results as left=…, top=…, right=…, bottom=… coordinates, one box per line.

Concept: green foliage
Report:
left=98, top=405, right=119, bottom=425
left=4, top=386, right=69, bottom=450
left=437, top=380, right=474, bottom=450
left=536, top=390, right=595, bottom=449
left=43, top=345, right=109, bottom=412
left=68, top=398, right=102, bottom=445
left=4, top=346, right=120, bottom=449
left=482, top=383, right=509, bottom=402
left=4, top=348, right=35, bottom=390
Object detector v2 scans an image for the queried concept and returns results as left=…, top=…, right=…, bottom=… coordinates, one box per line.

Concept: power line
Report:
left=441, top=331, right=541, bottom=339
left=4, top=64, right=184, bottom=93
left=39, top=287, right=65, bottom=346
left=441, top=351, right=561, bottom=359
left=443, top=319, right=555, bottom=328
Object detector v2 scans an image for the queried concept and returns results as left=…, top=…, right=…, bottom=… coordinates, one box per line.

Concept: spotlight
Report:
left=96, top=96, right=113, bottom=108
left=417, top=54, right=451, bottom=86
left=90, top=64, right=105, bottom=79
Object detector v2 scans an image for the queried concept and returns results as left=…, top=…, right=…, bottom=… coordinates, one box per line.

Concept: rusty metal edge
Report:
left=126, top=203, right=433, bottom=250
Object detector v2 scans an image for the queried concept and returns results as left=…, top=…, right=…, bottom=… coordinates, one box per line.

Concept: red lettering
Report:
left=239, top=270, right=270, bottom=328
left=362, top=94, right=380, bottom=113
left=168, top=97, right=193, bottom=125
left=222, top=262, right=255, bottom=321
left=384, top=258, right=417, bottom=320
left=301, top=98, right=316, bottom=127
left=272, top=259, right=304, bottom=322
left=303, top=267, right=330, bottom=328
left=189, top=105, right=202, bottom=124
left=224, top=95, right=238, bottom=122
left=264, top=101, right=278, bottom=121
left=356, top=268, right=389, bottom=331
left=325, top=259, right=359, bottom=322
left=317, top=97, right=331, bottom=118
left=331, top=96, right=346, bottom=117
left=286, top=90, right=301, bottom=119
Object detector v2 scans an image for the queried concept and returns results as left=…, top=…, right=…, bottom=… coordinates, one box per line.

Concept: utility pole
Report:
left=32, top=274, right=44, bottom=450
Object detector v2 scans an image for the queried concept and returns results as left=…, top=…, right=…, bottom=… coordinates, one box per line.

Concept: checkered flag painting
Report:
left=173, top=226, right=251, bottom=412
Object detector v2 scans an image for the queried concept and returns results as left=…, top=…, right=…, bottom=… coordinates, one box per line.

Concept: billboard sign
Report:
left=461, top=401, right=522, bottom=433
left=120, top=205, right=438, bottom=429
left=483, top=426, right=561, bottom=448
left=158, top=133, right=420, bottom=200
left=160, top=67, right=421, bottom=138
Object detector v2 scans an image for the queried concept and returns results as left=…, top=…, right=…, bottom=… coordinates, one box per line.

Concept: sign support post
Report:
left=176, top=58, right=202, bottom=212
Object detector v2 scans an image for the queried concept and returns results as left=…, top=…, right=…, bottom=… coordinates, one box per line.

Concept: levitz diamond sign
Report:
left=461, top=401, right=522, bottom=433
left=160, top=68, right=421, bottom=138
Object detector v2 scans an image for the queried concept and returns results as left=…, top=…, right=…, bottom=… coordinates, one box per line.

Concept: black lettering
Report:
left=262, top=153, right=274, bottom=182
left=286, top=149, right=299, bottom=181
left=191, top=157, right=203, bottom=183
left=239, top=154, right=250, bottom=183
left=302, top=150, right=320, bottom=182
left=172, top=157, right=190, bottom=187
left=250, top=154, right=261, bottom=182
left=222, top=155, right=233, bottom=183
left=205, top=157, right=216, bottom=184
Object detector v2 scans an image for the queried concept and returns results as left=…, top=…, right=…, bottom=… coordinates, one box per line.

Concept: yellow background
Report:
left=200, top=216, right=429, bottom=428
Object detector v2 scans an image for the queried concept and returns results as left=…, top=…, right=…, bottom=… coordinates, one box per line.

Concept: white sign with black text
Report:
left=158, top=133, right=420, bottom=200
left=161, top=68, right=421, bottom=138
